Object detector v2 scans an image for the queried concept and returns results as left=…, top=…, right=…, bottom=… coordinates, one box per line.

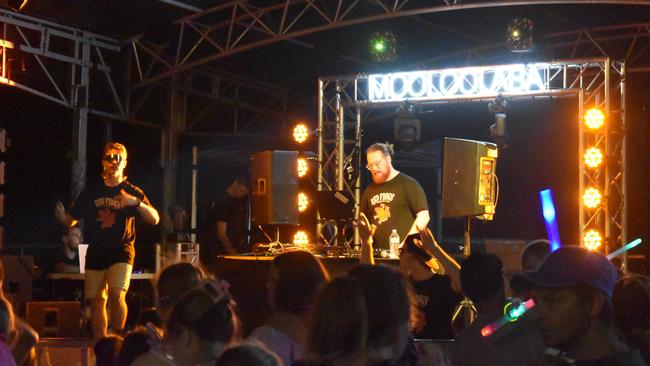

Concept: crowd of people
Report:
left=1, top=141, right=648, bottom=366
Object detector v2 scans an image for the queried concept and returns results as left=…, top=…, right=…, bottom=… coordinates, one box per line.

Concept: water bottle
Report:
left=389, top=229, right=400, bottom=259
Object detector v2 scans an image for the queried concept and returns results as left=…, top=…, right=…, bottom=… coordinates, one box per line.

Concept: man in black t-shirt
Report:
left=54, top=142, right=159, bottom=338
left=203, top=176, right=249, bottom=258
left=360, top=143, right=429, bottom=250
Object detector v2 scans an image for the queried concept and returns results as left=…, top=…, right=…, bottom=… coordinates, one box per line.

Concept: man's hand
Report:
left=356, top=213, right=376, bottom=243
left=54, top=201, right=75, bottom=227
left=116, top=189, right=140, bottom=208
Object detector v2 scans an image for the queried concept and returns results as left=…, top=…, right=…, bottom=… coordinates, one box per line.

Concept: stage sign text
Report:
left=368, top=64, right=550, bottom=102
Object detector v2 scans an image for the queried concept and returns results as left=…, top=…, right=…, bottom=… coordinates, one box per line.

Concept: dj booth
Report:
left=215, top=254, right=398, bottom=335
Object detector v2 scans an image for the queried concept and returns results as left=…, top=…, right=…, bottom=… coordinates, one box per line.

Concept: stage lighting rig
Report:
left=489, top=96, right=508, bottom=147
left=394, top=103, right=421, bottom=146
left=506, top=18, right=533, bottom=52
left=369, top=31, right=397, bottom=62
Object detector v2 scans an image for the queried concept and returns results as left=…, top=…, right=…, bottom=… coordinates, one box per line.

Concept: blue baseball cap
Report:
left=513, top=245, right=618, bottom=298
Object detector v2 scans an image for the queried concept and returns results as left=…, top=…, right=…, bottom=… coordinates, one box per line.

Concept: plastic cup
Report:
left=78, top=244, right=88, bottom=273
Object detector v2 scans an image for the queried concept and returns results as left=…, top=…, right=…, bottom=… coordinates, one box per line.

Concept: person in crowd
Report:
left=134, top=283, right=239, bottom=366
left=348, top=264, right=412, bottom=366
left=360, top=142, right=429, bottom=251
left=518, top=245, right=645, bottom=365
left=0, top=260, right=38, bottom=366
left=94, top=335, right=123, bottom=366
left=294, top=275, right=368, bottom=366
left=130, top=263, right=205, bottom=365
left=0, top=298, right=17, bottom=366
left=451, top=251, right=544, bottom=366
left=216, top=344, right=281, bottom=366
left=117, top=327, right=151, bottom=366
left=397, top=232, right=462, bottom=340
left=54, top=142, right=160, bottom=338
left=249, top=250, right=330, bottom=366
left=511, top=239, right=552, bottom=299
left=613, top=274, right=650, bottom=364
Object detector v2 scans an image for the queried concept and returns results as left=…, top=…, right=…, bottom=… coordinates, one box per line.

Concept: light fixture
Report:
left=297, top=157, right=308, bottom=178
left=298, top=192, right=309, bottom=212
left=582, top=187, right=602, bottom=209
left=584, top=147, right=603, bottom=168
left=369, top=31, right=397, bottom=62
left=583, top=229, right=603, bottom=251
left=585, top=108, right=605, bottom=130
left=293, top=124, right=309, bottom=143
left=293, top=231, right=310, bottom=247
left=506, top=18, right=533, bottom=52
left=7, top=0, right=29, bottom=12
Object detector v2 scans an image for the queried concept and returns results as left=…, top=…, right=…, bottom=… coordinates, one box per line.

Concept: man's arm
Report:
left=408, top=210, right=430, bottom=235
left=216, top=221, right=239, bottom=255
left=54, top=201, right=76, bottom=227
left=358, top=213, right=375, bottom=265
left=118, top=189, right=159, bottom=225
left=419, top=228, right=462, bottom=293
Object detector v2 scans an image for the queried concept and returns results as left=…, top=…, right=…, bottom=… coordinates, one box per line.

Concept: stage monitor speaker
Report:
left=441, top=138, right=498, bottom=220
left=26, top=301, right=82, bottom=338
left=251, top=150, right=299, bottom=225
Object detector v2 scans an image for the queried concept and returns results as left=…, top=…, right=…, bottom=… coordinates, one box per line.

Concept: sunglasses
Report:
left=103, top=153, right=123, bottom=163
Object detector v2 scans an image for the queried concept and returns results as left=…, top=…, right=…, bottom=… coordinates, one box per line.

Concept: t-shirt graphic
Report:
left=361, top=173, right=428, bottom=249
left=70, top=180, right=149, bottom=269
left=97, top=207, right=117, bottom=228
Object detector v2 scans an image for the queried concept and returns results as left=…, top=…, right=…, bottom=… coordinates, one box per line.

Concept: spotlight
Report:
left=506, top=18, right=533, bottom=52
left=293, top=230, right=310, bottom=247
left=582, top=187, right=602, bottom=209
left=585, top=108, right=605, bottom=130
left=369, top=31, right=397, bottom=62
left=293, top=124, right=309, bottom=143
left=298, top=192, right=309, bottom=212
left=583, top=229, right=603, bottom=251
left=584, top=147, right=603, bottom=168
left=297, top=157, right=308, bottom=178
left=7, top=0, right=29, bottom=12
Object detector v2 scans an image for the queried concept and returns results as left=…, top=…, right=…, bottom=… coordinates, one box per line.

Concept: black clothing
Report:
left=70, top=180, right=149, bottom=270
left=52, top=249, right=78, bottom=269
left=207, top=192, right=248, bottom=253
left=411, top=274, right=463, bottom=339
left=361, top=173, right=428, bottom=249
left=573, top=349, right=647, bottom=366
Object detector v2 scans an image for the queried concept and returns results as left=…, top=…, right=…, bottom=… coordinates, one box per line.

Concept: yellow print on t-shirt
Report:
left=94, top=197, right=121, bottom=210
left=370, top=192, right=396, bottom=206
left=374, top=203, right=391, bottom=224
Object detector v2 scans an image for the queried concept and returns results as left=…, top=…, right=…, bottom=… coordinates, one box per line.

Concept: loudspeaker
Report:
left=441, top=138, right=498, bottom=220
left=0, top=255, right=34, bottom=314
left=26, top=301, right=82, bottom=337
left=251, top=150, right=299, bottom=225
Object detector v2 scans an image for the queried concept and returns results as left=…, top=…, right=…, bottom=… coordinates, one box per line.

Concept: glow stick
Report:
left=607, top=238, right=643, bottom=260
left=481, top=298, right=535, bottom=337
left=539, top=189, right=561, bottom=251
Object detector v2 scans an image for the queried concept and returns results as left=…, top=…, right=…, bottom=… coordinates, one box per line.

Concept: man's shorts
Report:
left=84, top=262, right=133, bottom=300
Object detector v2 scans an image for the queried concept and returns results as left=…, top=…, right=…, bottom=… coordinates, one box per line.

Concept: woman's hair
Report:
left=166, top=282, right=238, bottom=345
left=306, top=275, right=367, bottom=361
left=94, top=335, right=123, bottom=366
left=117, top=327, right=151, bottom=366
left=270, top=250, right=330, bottom=315
left=348, top=264, right=410, bottom=349
left=613, top=274, right=650, bottom=338
left=366, top=143, right=394, bottom=157
left=0, top=297, right=14, bottom=336
left=156, top=263, right=204, bottom=316
left=215, top=344, right=280, bottom=366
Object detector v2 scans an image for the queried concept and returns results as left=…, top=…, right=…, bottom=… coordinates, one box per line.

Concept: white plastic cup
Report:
left=78, top=244, right=88, bottom=273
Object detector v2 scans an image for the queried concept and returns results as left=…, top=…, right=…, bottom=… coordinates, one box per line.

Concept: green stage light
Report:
left=369, top=31, right=397, bottom=62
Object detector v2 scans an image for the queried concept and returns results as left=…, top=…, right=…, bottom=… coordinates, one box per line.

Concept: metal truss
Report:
left=0, top=8, right=123, bottom=119
left=126, top=39, right=307, bottom=134
left=318, top=58, right=628, bottom=266
left=130, top=0, right=650, bottom=90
